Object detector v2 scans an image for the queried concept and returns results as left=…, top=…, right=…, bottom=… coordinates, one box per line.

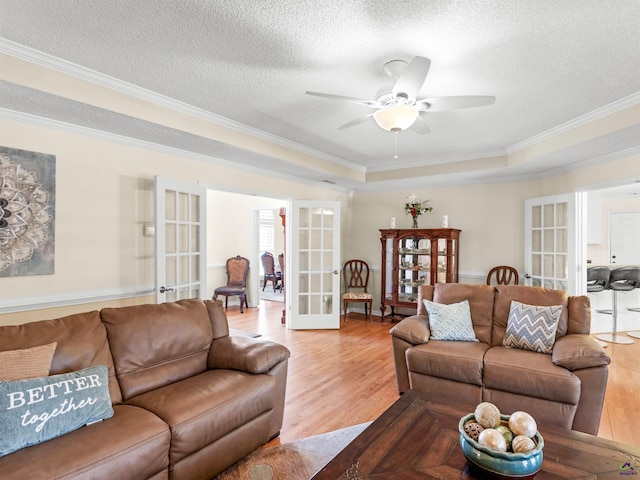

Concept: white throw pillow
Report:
left=423, top=299, right=478, bottom=342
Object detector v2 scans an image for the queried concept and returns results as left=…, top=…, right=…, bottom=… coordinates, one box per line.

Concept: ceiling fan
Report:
left=306, top=56, right=495, bottom=135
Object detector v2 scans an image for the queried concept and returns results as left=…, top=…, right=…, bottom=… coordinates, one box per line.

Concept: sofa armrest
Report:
left=208, top=336, right=290, bottom=374
left=552, top=334, right=610, bottom=371
left=389, top=314, right=430, bottom=345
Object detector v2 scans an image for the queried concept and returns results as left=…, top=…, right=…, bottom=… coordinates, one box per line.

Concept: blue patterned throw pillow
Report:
left=503, top=301, right=563, bottom=354
left=423, top=299, right=478, bottom=342
left=0, top=365, right=114, bottom=457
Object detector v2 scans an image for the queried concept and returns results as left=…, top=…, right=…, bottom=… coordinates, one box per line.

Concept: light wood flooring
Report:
left=226, top=300, right=639, bottom=448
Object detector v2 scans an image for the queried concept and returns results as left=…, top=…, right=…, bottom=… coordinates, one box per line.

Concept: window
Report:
left=259, top=208, right=275, bottom=254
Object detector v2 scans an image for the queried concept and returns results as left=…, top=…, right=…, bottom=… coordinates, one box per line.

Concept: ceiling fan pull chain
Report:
left=394, top=132, right=399, bottom=160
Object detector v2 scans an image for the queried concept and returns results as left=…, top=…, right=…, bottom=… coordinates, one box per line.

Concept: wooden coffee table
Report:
left=311, top=390, right=640, bottom=479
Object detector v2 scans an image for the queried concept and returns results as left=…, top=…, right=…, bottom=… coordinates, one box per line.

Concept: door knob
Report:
left=159, top=286, right=175, bottom=293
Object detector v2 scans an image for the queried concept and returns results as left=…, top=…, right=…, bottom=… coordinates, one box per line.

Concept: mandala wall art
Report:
left=0, top=146, right=56, bottom=277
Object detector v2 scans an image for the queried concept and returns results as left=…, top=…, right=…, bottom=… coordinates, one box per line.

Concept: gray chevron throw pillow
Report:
left=503, top=301, right=563, bottom=354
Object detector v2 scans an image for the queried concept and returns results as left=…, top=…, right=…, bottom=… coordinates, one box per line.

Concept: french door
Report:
left=524, top=194, right=580, bottom=294
left=154, top=176, right=207, bottom=303
left=287, top=200, right=341, bottom=329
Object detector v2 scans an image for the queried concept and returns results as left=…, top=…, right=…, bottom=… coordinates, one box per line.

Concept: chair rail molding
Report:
left=1, top=286, right=154, bottom=314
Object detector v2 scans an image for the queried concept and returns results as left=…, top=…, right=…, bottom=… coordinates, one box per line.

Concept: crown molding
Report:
left=0, top=38, right=365, bottom=174
left=506, top=92, right=640, bottom=154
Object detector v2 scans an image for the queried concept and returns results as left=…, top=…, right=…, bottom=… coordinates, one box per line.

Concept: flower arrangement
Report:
left=405, top=193, right=432, bottom=228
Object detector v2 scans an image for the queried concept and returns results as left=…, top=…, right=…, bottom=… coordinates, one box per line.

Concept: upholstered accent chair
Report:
left=213, top=255, right=250, bottom=313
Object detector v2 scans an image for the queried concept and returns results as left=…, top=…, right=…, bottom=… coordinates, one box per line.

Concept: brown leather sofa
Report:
left=0, top=298, right=290, bottom=479
left=390, top=283, right=610, bottom=435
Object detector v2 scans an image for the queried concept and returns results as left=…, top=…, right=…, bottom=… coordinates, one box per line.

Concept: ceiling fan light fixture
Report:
left=373, top=105, right=419, bottom=132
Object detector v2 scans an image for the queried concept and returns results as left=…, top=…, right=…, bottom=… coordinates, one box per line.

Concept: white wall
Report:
left=587, top=194, right=640, bottom=265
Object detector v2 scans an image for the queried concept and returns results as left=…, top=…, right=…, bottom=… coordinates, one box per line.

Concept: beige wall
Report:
left=1, top=118, right=639, bottom=325
left=0, top=119, right=346, bottom=325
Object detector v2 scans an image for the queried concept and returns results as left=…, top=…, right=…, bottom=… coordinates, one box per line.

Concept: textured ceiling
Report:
left=0, top=0, right=639, bottom=190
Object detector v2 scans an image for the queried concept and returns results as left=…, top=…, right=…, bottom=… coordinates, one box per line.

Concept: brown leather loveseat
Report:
left=390, top=283, right=610, bottom=435
left=0, top=298, right=290, bottom=479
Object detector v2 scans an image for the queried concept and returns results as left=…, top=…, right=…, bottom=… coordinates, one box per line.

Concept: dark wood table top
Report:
left=311, top=390, right=640, bottom=479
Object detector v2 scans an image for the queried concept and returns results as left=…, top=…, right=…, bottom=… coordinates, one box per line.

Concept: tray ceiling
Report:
left=0, top=0, right=639, bottom=190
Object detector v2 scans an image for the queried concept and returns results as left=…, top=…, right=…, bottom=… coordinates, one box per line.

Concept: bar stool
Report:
left=587, top=266, right=611, bottom=347
left=623, top=266, right=640, bottom=339
left=596, top=266, right=638, bottom=344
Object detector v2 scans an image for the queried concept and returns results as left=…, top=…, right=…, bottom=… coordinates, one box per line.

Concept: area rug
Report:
left=259, top=290, right=284, bottom=303
left=229, top=328, right=261, bottom=338
left=213, top=423, right=370, bottom=480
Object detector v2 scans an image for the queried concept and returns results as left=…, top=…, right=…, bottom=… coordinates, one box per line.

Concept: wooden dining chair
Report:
left=486, top=265, right=519, bottom=286
left=343, top=259, right=373, bottom=321
left=261, top=251, right=282, bottom=292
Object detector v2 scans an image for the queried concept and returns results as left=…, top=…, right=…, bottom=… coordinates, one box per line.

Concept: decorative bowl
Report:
left=458, top=413, right=544, bottom=479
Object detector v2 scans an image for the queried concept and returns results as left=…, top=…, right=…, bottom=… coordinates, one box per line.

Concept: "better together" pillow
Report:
left=0, top=365, right=114, bottom=457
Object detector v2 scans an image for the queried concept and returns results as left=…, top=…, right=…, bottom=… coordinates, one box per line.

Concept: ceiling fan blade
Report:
left=417, top=95, right=496, bottom=112
left=411, top=115, right=430, bottom=134
left=305, top=91, right=379, bottom=107
left=392, top=56, right=431, bottom=101
left=338, top=114, right=374, bottom=130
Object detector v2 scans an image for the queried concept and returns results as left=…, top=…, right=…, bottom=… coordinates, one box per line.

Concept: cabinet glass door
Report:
left=398, top=236, right=431, bottom=303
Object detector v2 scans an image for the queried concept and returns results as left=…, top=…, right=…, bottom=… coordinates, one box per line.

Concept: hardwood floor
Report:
left=226, top=300, right=639, bottom=448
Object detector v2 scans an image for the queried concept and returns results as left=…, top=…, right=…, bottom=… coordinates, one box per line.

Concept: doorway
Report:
left=205, top=190, right=286, bottom=310
left=584, top=182, right=640, bottom=334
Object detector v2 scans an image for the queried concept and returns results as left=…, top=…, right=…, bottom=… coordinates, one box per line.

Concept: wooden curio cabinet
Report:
left=380, top=228, right=461, bottom=318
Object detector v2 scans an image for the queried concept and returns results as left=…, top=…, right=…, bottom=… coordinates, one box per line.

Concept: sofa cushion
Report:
left=126, top=369, right=276, bottom=466
left=0, top=365, right=114, bottom=457
left=406, top=341, right=490, bottom=386
left=0, top=311, right=122, bottom=404
left=101, top=299, right=214, bottom=400
left=483, top=347, right=581, bottom=405
left=433, top=283, right=495, bottom=344
left=423, top=299, right=478, bottom=342
left=0, top=404, right=170, bottom=479
left=503, top=301, right=562, bottom=354
left=0, top=342, right=56, bottom=381
left=493, top=285, right=569, bottom=346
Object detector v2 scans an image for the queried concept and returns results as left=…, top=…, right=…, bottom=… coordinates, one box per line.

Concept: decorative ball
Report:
left=494, top=425, right=514, bottom=451
left=478, top=428, right=507, bottom=452
left=464, top=421, right=485, bottom=441
left=509, top=411, right=537, bottom=438
left=474, top=402, right=501, bottom=428
left=512, top=434, right=536, bottom=453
